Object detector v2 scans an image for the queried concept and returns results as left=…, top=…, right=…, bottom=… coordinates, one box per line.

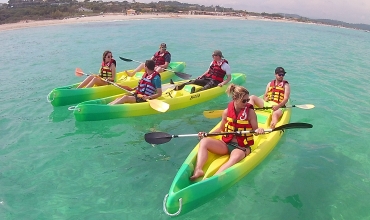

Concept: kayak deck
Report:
left=163, top=105, right=291, bottom=216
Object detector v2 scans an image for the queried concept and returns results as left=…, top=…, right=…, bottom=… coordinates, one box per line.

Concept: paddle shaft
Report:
left=78, top=71, right=135, bottom=95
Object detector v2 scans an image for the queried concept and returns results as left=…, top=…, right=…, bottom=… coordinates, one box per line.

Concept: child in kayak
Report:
left=109, top=60, right=162, bottom=105
left=190, top=84, right=264, bottom=180
left=77, top=50, right=116, bottom=88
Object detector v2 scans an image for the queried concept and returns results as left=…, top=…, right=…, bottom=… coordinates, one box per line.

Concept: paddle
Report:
left=75, top=68, right=170, bottom=113
left=119, top=56, right=192, bottom=80
left=144, top=122, right=313, bottom=145
left=203, top=104, right=316, bottom=119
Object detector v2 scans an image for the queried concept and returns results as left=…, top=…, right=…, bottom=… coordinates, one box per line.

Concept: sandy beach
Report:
left=0, top=13, right=298, bottom=32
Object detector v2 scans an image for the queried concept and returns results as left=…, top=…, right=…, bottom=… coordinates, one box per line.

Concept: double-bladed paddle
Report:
left=203, top=104, right=315, bottom=119
left=144, top=122, right=313, bottom=145
left=75, top=68, right=170, bottom=113
left=119, top=57, right=192, bottom=80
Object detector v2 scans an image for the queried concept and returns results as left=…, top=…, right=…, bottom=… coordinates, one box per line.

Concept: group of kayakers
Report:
left=75, top=43, right=290, bottom=181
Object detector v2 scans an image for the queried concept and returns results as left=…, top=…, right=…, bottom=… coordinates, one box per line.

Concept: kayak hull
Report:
left=164, top=104, right=291, bottom=215
left=47, top=62, right=186, bottom=107
left=72, top=73, right=246, bottom=121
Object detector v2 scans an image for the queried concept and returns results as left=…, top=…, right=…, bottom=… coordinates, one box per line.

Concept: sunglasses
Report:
left=277, top=73, right=285, bottom=76
left=106, top=55, right=112, bottom=58
left=242, top=98, right=250, bottom=103
left=212, top=54, right=219, bottom=57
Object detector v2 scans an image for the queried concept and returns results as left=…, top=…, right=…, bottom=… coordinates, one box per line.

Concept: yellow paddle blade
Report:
left=147, top=99, right=169, bottom=113
left=295, top=104, right=315, bottom=109
left=203, top=110, right=224, bottom=119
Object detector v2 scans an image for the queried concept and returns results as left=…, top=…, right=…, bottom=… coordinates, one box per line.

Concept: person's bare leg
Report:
left=126, top=63, right=144, bottom=77
left=85, top=77, right=106, bottom=88
left=270, top=109, right=283, bottom=129
left=248, top=95, right=265, bottom=108
left=190, top=138, right=228, bottom=180
left=215, top=149, right=246, bottom=174
left=108, top=95, right=136, bottom=105
left=77, top=75, right=94, bottom=88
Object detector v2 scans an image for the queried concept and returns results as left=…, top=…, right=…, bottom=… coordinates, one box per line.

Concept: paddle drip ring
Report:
left=46, top=91, right=55, bottom=102
left=162, top=194, right=182, bottom=216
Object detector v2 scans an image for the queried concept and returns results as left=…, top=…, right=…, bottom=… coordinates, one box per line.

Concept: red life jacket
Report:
left=204, top=59, right=228, bottom=83
left=153, top=51, right=170, bottom=66
left=99, top=59, right=116, bottom=79
left=136, top=70, right=161, bottom=96
left=222, top=101, right=254, bottom=147
left=266, top=80, right=288, bottom=104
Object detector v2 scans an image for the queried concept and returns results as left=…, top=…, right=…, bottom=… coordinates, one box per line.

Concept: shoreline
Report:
left=0, top=13, right=350, bottom=32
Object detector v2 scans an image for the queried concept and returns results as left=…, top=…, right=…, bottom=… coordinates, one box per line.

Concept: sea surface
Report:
left=0, top=17, right=370, bottom=219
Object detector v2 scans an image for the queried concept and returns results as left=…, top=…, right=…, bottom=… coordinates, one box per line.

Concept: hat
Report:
left=160, top=43, right=167, bottom=49
left=212, top=50, right=224, bottom=58
left=275, top=67, right=286, bottom=74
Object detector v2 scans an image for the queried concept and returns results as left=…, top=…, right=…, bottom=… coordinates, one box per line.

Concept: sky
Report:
left=1, top=0, right=369, bottom=25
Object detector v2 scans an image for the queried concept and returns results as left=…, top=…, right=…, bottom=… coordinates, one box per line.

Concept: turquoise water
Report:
left=1, top=18, right=370, bottom=219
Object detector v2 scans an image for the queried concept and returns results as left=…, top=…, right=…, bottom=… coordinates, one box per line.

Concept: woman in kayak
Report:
left=77, top=50, right=116, bottom=88
left=108, top=60, right=162, bottom=105
left=190, top=84, right=265, bottom=180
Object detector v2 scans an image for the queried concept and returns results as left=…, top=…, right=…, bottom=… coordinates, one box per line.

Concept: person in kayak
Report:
left=109, top=60, right=162, bottom=105
left=77, top=50, right=116, bottom=88
left=190, top=84, right=265, bottom=180
left=125, top=43, right=171, bottom=77
left=174, top=50, right=231, bottom=93
left=248, top=67, right=290, bottom=129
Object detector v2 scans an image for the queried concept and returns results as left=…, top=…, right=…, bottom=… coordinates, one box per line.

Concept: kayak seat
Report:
left=183, top=85, right=202, bottom=94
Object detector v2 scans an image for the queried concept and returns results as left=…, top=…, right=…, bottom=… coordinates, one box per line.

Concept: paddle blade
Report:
left=75, top=68, right=84, bottom=77
left=295, top=104, right=315, bottom=110
left=148, top=99, right=170, bottom=113
left=174, top=71, right=192, bottom=80
left=203, top=110, right=224, bottom=119
left=273, top=122, right=313, bottom=132
left=145, top=132, right=173, bottom=144
left=119, top=57, right=133, bottom=62
left=161, top=84, right=177, bottom=91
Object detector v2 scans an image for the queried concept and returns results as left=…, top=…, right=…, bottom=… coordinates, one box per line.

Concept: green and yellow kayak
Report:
left=47, top=62, right=186, bottom=107
left=71, top=73, right=246, bottom=121
left=162, top=106, right=291, bottom=216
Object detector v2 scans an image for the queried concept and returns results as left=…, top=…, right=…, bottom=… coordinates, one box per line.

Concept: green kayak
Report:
left=47, top=62, right=186, bottom=107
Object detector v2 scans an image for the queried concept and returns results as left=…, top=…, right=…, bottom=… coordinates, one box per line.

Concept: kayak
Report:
left=162, top=104, right=291, bottom=216
left=71, top=73, right=246, bottom=121
left=47, top=62, right=186, bottom=107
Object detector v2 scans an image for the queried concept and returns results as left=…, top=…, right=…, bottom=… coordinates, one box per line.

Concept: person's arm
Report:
left=218, top=63, right=231, bottom=86
left=248, top=108, right=264, bottom=135
left=110, top=63, right=116, bottom=82
left=159, top=53, right=171, bottom=69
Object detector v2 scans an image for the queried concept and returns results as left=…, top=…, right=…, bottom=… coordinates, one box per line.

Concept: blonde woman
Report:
left=190, top=84, right=264, bottom=180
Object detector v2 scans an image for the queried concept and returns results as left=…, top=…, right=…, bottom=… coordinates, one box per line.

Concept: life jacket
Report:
left=204, top=59, right=228, bottom=83
left=153, top=51, right=170, bottom=66
left=222, top=101, right=254, bottom=147
left=99, top=59, right=116, bottom=79
left=136, top=71, right=161, bottom=96
left=266, top=80, right=288, bottom=104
